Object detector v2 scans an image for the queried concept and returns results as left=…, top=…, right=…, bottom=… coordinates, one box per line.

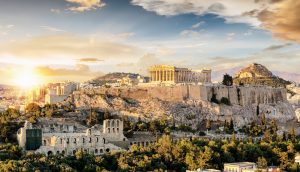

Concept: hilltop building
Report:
left=45, top=82, right=79, bottom=104
left=17, top=118, right=128, bottom=156
left=148, top=65, right=211, bottom=84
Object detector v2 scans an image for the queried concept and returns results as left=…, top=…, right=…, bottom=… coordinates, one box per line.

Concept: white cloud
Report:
left=131, top=0, right=271, bottom=27
left=66, top=0, right=105, bottom=12
left=40, top=26, right=66, bottom=32
left=191, top=21, right=205, bottom=29
left=50, top=8, right=61, bottom=14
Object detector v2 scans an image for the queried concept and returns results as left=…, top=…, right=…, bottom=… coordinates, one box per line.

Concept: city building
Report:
left=45, top=82, right=79, bottom=104
left=224, top=162, right=256, bottom=172
left=148, top=65, right=211, bottom=84
left=17, top=118, right=128, bottom=156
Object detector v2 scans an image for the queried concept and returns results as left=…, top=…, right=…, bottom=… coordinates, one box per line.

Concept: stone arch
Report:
left=112, top=120, right=115, bottom=127
left=83, top=138, right=85, bottom=143
left=100, top=149, right=103, bottom=153
left=47, top=151, right=53, bottom=156
left=89, top=137, right=92, bottom=143
left=117, top=128, right=119, bottom=133
left=123, top=138, right=126, bottom=141
left=62, top=150, right=65, bottom=155
left=56, top=150, right=60, bottom=154
left=103, top=138, right=106, bottom=144
left=106, top=148, right=110, bottom=153
left=73, top=150, right=76, bottom=155
left=113, top=128, right=115, bottom=133
left=108, top=128, right=110, bottom=133
left=117, top=120, right=119, bottom=127
left=43, top=140, right=46, bottom=146
left=95, top=149, right=98, bottom=154
left=96, top=137, right=99, bottom=142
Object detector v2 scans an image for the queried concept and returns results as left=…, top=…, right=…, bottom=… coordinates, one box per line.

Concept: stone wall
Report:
left=83, top=85, right=287, bottom=107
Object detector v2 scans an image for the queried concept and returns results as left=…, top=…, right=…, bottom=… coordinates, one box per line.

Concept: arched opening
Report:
left=117, top=128, right=119, bottom=133
left=83, top=138, right=85, bottom=144
left=117, top=120, right=119, bottom=127
left=113, top=128, right=115, bottom=133
left=74, top=138, right=77, bottom=144
left=106, top=148, right=110, bottom=153
left=108, top=128, right=110, bottom=133
left=89, top=137, right=92, bottom=143
left=43, top=140, right=46, bottom=146
left=100, top=149, right=103, bottom=153
left=56, top=150, right=60, bottom=154
left=47, top=151, right=53, bottom=156
left=103, top=138, right=105, bottom=144
left=112, top=120, right=115, bottom=127
left=62, top=150, right=65, bottom=155
left=123, top=138, right=126, bottom=141
left=96, top=137, right=99, bottom=142
left=73, top=150, right=76, bottom=155
left=60, top=138, right=63, bottom=144
left=95, top=149, right=98, bottom=154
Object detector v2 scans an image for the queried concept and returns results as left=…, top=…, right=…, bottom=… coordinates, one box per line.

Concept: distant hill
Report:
left=233, top=63, right=291, bottom=87
left=90, top=72, right=149, bottom=85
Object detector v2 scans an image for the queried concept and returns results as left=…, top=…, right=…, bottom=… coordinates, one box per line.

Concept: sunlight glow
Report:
left=13, top=67, right=42, bottom=89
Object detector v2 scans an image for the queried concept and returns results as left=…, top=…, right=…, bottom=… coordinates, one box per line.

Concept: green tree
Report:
left=257, top=157, right=267, bottom=168
left=222, top=74, right=233, bottom=86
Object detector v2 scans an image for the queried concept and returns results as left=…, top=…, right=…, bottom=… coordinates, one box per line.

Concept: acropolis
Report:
left=148, top=65, right=211, bottom=84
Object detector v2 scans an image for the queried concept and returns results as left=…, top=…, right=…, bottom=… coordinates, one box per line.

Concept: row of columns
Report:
left=150, top=70, right=191, bottom=82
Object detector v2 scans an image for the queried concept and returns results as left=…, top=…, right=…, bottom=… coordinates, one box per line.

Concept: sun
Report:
left=13, top=67, right=42, bottom=89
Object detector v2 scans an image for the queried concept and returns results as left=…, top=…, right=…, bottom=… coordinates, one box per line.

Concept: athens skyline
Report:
left=0, top=0, right=300, bottom=85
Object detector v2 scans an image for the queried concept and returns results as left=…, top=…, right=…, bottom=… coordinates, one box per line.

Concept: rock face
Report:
left=81, top=85, right=287, bottom=107
left=233, top=63, right=291, bottom=87
left=62, top=85, right=295, bottom=128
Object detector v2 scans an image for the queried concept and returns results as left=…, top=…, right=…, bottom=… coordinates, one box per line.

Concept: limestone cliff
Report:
left=233, top=63, right=291, bottom=87
left=62, top=85, right=295, bottom=128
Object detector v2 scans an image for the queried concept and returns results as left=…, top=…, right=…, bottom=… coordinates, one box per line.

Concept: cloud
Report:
left=50, top=8, right=61, bottom=14
left=131, top=0, right=300, bottom=43
left=258, top=0, right=300, bottom=43
left=35, top=64, right=99, bottom=76
left=78, top=58, right=104, bottom=62
left=0, top=34, right=142, bottom=63
left=191, top=21, right=205, bottom=29
left=180, top=30, right=202, bottom=38
left=263, top=43, right=292, bottom=51
left=131, top=0, right=266, bottom=26
left=66, top=0, right=105, bottom=12
left=40, top=26, right=66, bottom=32
left=0, top=24, right=15, bottom=36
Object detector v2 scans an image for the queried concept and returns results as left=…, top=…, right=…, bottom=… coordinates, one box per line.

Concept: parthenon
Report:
left=148, top=65, right=211, bottom=84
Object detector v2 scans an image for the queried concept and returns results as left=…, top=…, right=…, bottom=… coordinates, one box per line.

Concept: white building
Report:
left=17, top=118, right=128, bottom=156
left=224, top=162, right=256, bottom=172
left=45, top=82, right=79, bottom=104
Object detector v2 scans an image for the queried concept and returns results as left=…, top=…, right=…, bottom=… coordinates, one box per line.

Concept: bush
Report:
left=210, top=94, right=219, bottom=104
left=199, top=131, right=206, bottom=136
left=220, top=97, right=231, bottom=105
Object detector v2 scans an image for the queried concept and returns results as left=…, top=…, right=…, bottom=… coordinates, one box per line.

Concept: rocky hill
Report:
left=61, top=85, right=295, bottom=129
left=233, top=63, right=291, bottom=87
left=89, top=72, right=149, bottom=86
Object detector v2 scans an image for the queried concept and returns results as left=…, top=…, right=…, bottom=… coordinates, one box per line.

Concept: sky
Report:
left=0, top=0, right=300, bottom=85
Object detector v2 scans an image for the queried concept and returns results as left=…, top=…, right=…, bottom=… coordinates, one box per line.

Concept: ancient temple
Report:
left=148, top=65, right=211, bottom=84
